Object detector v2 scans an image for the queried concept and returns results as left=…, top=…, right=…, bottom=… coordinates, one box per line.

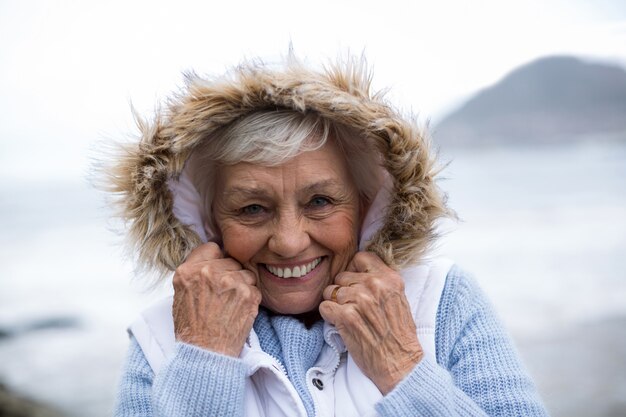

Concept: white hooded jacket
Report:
left=108, top=56, right=549, bottom=417
left=129, top=167, right=453, bottom=417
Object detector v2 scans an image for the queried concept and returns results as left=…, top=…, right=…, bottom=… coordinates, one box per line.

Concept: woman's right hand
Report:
left=172, top=242, right=262, bottom=357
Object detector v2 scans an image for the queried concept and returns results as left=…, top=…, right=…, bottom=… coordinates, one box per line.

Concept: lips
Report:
left=264, top=257, right=323, bottom=278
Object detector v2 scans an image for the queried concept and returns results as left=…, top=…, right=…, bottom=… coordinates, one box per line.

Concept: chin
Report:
left=262, top=297, right=321, bottom=316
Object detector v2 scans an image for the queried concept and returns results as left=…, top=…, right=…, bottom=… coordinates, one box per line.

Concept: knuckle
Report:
left=174, top=263, right=190, bottom=278
left=366, top=276, right=386, bottom=293
left=243, top=270, right=258, bottom=285
left=239, top=284, right=261, bottom=304
left=343, top=306, right=361, bottom=325
left=354, top=251, right=369, bottom=263
left=238, top=284, right=251, bottom=299
left=359, top=250, right=378, bottom=263
left=216, top=273, right=233, bottom=288
left=200, top=264, right=216, bottom=279
left=173, top=266, right=195, bottom=288
left=203, top=241, right=221, bottom=255
left=187, top=242, right=222, bottom=260
left=205, top=241, right=220, bottom=249
left=354, top=290, right=374, bottom=305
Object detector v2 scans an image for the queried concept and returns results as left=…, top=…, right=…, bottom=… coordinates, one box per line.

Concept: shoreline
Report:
left=0, top=382, right=65, bottom=417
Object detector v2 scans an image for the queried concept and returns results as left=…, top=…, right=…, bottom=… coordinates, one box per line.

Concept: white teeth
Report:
left=266, top=257, right=322, bottom=279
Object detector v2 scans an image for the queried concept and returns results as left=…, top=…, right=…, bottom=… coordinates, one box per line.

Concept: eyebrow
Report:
left=221, top=186, right=271, bottom=199
left=300, top=179, right=344, bottom=196
left=222, top=179, right=345, bottom=199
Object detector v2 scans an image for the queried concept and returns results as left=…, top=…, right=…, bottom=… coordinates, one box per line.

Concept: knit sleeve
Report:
left=375, top=266, right=550, bottom=417
left=114, top=336, right=248, bottom=417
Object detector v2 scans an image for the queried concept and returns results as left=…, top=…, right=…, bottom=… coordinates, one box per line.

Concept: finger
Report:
left=237, top=269, right=257, bottom=286
left=185, top=242, right=223, bottom=264
left=210, top=272, right=248, bottom=294
left=213, top=257, right=244, bottom=271
left=222, top=277, right=262, bottom=305
left=323, top=284, right=359, bottom=304
left=335, top=285, right=360, bottom=304
left=323, top=285, right=342, bottom=302
left=198, top=258, right=244, bottom=279
left=347, top=251, right=387, bottom=273
left=319, top=300, right=343, bottom=325
left=210, top=268, right=258, bottom=289
left=334, top=271, right=364, bottom=287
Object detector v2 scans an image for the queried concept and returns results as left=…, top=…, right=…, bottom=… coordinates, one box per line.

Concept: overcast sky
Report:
left=1, top=0, right=625, bottom=180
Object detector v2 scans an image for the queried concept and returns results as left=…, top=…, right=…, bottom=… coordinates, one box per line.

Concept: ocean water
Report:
left=0, top=141, right=624, bottom=416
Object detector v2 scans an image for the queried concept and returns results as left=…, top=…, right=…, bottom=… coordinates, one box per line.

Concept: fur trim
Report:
left=102, top=55, right=451, bottom=278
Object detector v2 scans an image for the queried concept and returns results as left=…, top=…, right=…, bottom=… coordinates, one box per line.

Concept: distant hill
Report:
left=434, top=56, right=626, bottom=146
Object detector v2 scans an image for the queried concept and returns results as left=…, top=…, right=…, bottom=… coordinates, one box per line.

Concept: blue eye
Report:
left=309, top=196, right=331, bottom=208
left=242, top=204, right=264, bottom=215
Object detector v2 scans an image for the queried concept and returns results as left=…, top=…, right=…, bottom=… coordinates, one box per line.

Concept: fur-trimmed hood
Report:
left=104, top=56, right=450, bottom=278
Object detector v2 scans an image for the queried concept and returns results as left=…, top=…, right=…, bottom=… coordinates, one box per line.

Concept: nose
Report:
left=268, top=212, right=311, bottom=258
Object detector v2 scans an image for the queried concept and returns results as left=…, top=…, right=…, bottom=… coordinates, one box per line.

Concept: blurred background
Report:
left=1, top=0, right=625, bottom=416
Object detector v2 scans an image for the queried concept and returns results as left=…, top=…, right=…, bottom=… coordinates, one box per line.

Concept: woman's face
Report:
left=213, top=141, right=361, bottom=314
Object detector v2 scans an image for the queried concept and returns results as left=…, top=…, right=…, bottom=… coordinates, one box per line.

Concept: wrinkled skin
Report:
left=320, top=251, right=424, bottom=394
left=172, top=242, right=262, bottom=357
left=211, top=141, right=361, bottom=316
left=172, top=141, right=423, bottom=393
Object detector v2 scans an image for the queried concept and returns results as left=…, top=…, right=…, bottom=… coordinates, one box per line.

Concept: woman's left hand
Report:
left=319, top=251, right=423, bottom=395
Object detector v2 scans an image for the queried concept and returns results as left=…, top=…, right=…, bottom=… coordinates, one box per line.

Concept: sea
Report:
left=1, top=140, right=625, bottom=417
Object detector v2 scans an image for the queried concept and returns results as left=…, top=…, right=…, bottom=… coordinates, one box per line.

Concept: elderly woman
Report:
left=110, top=57, right=549, bottom=416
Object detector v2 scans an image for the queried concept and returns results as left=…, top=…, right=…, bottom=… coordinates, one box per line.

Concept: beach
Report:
left=1, top=140, right=624, bottom=416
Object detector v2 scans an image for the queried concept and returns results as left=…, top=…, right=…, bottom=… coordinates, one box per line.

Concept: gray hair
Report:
left=187, top=110, right=382, bottom=235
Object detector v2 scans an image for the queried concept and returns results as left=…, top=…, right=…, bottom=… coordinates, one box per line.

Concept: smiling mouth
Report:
left=264, top=257, right=324, bottom=278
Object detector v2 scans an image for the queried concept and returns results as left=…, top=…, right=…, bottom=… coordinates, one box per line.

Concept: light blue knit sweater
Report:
left=114, top=266, right=550, bottom=416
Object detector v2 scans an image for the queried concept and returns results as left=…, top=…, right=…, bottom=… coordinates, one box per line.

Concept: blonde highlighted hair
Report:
left=187, top=109, right=382, bottom=236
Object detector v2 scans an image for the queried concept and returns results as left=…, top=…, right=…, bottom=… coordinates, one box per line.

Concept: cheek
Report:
left=319, top=211, right=359, bottom=260
left=219, top=223, right=264, bottom=263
